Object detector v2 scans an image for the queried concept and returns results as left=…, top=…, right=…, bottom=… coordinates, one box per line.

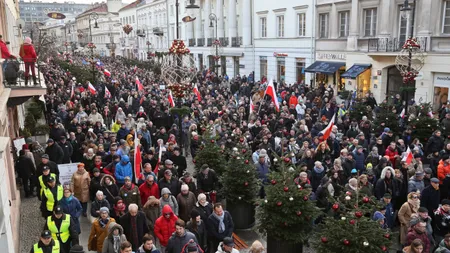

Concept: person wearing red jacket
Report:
left=0, top=35, right=13, bottom=59
left=19, top=37, right=37, bottom=85
left=139, top=175, right=160, bottom=206
left=154, top=205, right=178, bottom=253
left=438, top=154, right=450, bottom=184
left=385, top=142, right=399, bottom=169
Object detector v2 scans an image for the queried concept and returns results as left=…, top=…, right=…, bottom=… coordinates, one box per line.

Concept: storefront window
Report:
left=296, top=58, right=305, bottom=84
left=277, top=58, right=285, bottom=82
left=357, top=69, right=371, bottom=98
left=198, top=54, right=204, bottom=70
left=260, top=57, right=268, bottom=80
left=338, top=67, right=346, bottom=92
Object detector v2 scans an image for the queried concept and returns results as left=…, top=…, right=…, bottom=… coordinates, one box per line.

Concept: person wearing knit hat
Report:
left=193, top=193, right=213, bottom=223
left=181, top=239, right=204, bottom=253
left=88, top=202, right=115, bottom=252
left=186, top=209, right=208, bottom=251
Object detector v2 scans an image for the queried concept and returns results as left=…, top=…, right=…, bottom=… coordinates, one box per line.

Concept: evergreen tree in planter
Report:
left=193, top=135, right=227, bottom=176
left=373, top=102, right=401, bottom=135
left=312, top=191, right=394, bottom=253
left=256, top=155, right=321, bottom=253
left=221, top=145, right=259, bottom=229
left=348, top=99, right=373, bottom=122
left=406, top=103, right=439, bottom=143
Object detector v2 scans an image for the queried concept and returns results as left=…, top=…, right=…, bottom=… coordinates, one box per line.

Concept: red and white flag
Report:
left=70, top=84, right=74, bottom=99
left=319, top=114, right=336, bottom=140
left=88, top=82, right=97, bottom=95
left=193, top=83, right=202, bottom=101
left=136, top=77, right=144, bottom=91
left=250, top=97, right=255, bottom=112
left=134, top=131, right=142, bottom=184
left=104, top=86, right=111, bottom=99
left=400, top=108, right=406, bottom=119
left=264, top=80, right=280, bottom=111
left=103, top=69, right=111, bottom=77
left=133, top=65, right=138, bottom=73
left=168, top=90, right=175, bottom=108
left=428, top=111, right=434, bottom=118
left=153, top=144, right=163, bottom=175
left=402, top=146, right=413, bottom=165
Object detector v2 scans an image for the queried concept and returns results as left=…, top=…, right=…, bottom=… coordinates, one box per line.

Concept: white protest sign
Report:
left=57, top=163, right=78, bottom=187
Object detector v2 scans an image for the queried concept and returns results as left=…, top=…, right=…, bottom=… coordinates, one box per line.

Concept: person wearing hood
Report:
left=89, top=207, right=116, bottom=252
left=91, top=190, right=111, bottom=218
left=137, top=234, right=161, bottom=253
left=194, top=193, right=213, bottom=223
left=60, top=188, right=83, bottom=234
left=71, top=163, right=91, bottom=217
left=115, top=155, right=133, bottom=187
left=19, top=36, right=37, bottom=85
left=120, top=204, right=149, bottom=251
left=115, top=108, right=127, bottom=124
left=102, top=222, right=127, bottom=253
left=310, top=161, right=326, bottom=192
left=45, top=138, right=65, bottom=165
left=365, top=146, right=381, bottom=168
left=177, top=184, right=196, bottom=223
left=435, top=233, right=450, bottom=253
left=140, top=175, right=160, bottom=206
left=154, top=205, right=179, bottom=253
left=143, top=196, right=160, bottom=237
left=186, top=209, right=208, bottom=252
left=136, top=106, right=148, bottom=121
left=159, top=187, right=179, bottom=216
left=166, top=219, right=198, bottom=253
left=111, top=197, right=127, bottom=221
left=438, top=154, right=450, bottom=184
left=119, top=177, right=141, bottom=208
left=101, top=175, right=119, bottom=206
left=215, top=237, right=239, bottom=253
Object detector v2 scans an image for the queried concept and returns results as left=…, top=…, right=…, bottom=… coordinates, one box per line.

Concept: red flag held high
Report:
left=319, top=114, right=336, bottom=140
left=168, top=90, right=175, bottom=107
left=402, top=146, right=413, bottom=165
left=103, top=69, right=111, bottom=77
left=88, top=82, right=97, bottom=95
left=193, top=83, right=202, bottom=101
left=134, top=131, right=142, bottom=184
left=264, top=80, right=280, bottom=111
left=136, top=77, right=144, bottom=91
left=104, top=86, right=111, bottom=99
left=154, top=144, right=163, bottom=175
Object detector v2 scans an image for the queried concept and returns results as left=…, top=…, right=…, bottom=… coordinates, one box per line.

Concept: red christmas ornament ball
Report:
left=192, top=159, right=196, bottom=163
left=381, top=246, right=387, bottom=251
left=271, top=180, right=277, bottom=185
left=383, top=233, right=390, bottom=239
left=239, top=138, right=244, bottom=143
left=276, top=201, right=282, bottom=206
left=283, top=157, right=291, bottom=163
left=349, top=219, right=356, bottom=225
left=355, top=211, right=363, bottom=218
left=283, top=186, right=289, bottom=192
left=332, top=203, right=339, bottom=211
left=343, top=239, right=350, bottom=246
left=244, top=182, right=249, bottom=187
left=321, top=237, right=328, bottom=243
left=296, top=211, right=302, bottom=216
left=362, top=197, right=369, bottom=203
left=345, top=191, right=352, bottom=196
left=242, top=149, right=247, bottom=154
left=245, top=160, right=249, bottom=164
left=303, top=196, right=308, bottom=201
left=210, top=139, right=215, bottom=143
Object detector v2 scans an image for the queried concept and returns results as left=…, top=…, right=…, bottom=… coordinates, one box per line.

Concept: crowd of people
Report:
left=7, top=37, right=450, bottom=253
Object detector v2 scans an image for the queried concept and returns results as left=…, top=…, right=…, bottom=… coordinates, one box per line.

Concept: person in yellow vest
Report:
left=44, top=206, right=79, bottom=253
left=37, top=166, right=58, bottom=200
left=40, top=176, right=63, bottom=218
left=29, top=230, right=61, bottom=253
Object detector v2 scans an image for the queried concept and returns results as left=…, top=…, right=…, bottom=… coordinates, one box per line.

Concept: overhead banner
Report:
left=57, top=163, right=78, bottom=187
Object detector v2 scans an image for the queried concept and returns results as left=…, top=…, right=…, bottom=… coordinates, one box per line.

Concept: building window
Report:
left=298, top=13, right=306, bottom=36
left=364, top=8, right=377, bottom=37
left=399, top=9, right=408, bottom=44
left=319, top=13, right=328, bottom=38
left=277, top=57, right=286, bottom=81
left=260, top=57, right=268, bottom=80
left=443, top=0, right=450, bottom=33
left=260, top=17, right=267, bottom=38
left=296, top=58, right=305, bottom=84
left=277, top=15, right=285, bottom=38
left=339, top=11, right=349, bottom=37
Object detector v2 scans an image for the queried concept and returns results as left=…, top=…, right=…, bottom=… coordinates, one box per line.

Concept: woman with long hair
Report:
left=403, top=238, right=424, bottom=253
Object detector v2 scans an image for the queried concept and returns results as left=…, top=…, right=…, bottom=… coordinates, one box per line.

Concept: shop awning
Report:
left=341, top=64, right=372, bottom=79
left=304, top=61, right=345, bottom=74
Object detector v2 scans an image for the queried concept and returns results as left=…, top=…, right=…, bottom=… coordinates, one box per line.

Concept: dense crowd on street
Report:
left=5, top=37, right=450, bottom=253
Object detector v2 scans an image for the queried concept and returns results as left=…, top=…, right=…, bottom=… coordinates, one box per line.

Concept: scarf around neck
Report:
left=212, top=211, right=225, bottom=233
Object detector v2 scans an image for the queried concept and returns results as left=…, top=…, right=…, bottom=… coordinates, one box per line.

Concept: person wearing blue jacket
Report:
left=353, top=146, right=366, bottom=173
left=115, top=155, right=133, bottom=187
left=60, top=187, right=83, bottom=233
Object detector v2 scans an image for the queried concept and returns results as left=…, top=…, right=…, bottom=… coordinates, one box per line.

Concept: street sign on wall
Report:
left=47, top=12, right=66, bottom=20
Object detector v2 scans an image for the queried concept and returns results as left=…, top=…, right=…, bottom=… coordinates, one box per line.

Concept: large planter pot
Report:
left=226, top=200, right=255, bottom=229
left=267, top=234, right=303, bottom=253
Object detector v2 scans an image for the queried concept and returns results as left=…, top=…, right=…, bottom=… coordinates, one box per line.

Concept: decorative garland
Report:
left=123, top=24, right=133, bottom=35
left=168, top=83, right=192, bottom=98
left=87, top=42, right=96, bottom=49
left=169, top=40, right=190, bottom=55
left=402, top=71, right=417, bottom=83
left=399, top=86, right=417, bottom=93
left=169, top=106, right=191, bottom=116
left=402, top=38, right=420, bottom=49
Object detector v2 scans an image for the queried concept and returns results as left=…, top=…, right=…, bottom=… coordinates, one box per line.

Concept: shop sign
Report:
left=316, top=52, right=346, bottom=61
left=434, top=72, right=450, bottom=88
left=47, top=12, right=66, bottom=20
left=273, top=52, right=288, bottom=57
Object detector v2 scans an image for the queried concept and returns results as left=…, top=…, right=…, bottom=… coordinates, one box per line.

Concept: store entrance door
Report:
left=386, top=66, right=415, bottom=103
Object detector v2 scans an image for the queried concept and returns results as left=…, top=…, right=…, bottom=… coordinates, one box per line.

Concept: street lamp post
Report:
left=209, top=13, right=219, bottom=75
left=88, top=13, right=99, bottom=84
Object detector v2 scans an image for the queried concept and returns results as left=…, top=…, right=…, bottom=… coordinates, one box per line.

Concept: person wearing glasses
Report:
left=399, top=192, right=421, bottom=245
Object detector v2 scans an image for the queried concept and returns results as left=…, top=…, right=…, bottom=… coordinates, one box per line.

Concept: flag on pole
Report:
left=193, top=83, right=201, bottom=101
left=402, top=146, right=413, bottom=165
left=70, top=84, right=74, bottom=99
left=103, top=69, right=111, bottom=77
left=319, top=114, right=336, bottom=140
left=250, top=97, right=255, bottom=112
left=153, top=144, right=163, bottom=175
left=168, top=90, right=175, bottom=108
left=263, top=80, right=280, bottom=111
left=136, top=77, right=144, bottom=91
left=104, top=86, right=111, bottom=99
left=133, top=65, right=138, bottom=73
left=88, top=82, right=97, bottom=95
left=400, top=108, right=406, bottom=119
left=134, top=131, right=142, bottom=184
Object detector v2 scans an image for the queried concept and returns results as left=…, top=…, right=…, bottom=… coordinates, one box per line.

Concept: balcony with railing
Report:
left=2, top=60, right=47, bottom=99
left=231, top=37, right=242, bottom=47
left=364, top=37, right=428, bottom=53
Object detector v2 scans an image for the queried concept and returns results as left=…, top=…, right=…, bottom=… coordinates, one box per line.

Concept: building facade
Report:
left=253, top=0, right=315, bottom=84
left=118, top=0, right=141, bottom=58
left=313, top=0, right=450, bottom=107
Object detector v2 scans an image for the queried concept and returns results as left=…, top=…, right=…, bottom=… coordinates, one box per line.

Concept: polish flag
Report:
left=103, top=69, right=111, bottom=77
left=88, top=82, right=97, bottom=95
left=104, top=86, right=111, bottom=99
left=134, top=131, right=142, bottom=184
left=402, top=146, right=413, bottom=165
left=70, top=84, right=74, bottom=99
left=319, top=114, right=336, bottom=140
left=264, top=80, right=280, bottom=111
left=250, top=97, right=255, bottom=112
left=153, top=144, right=163, bottom=175
left=168, top=90, right=175, bottom=108
left=133, top=65, right=138, bottom=73
left=400, top=108, right=406, bottom=119
left=136, top=77, right=144, bottom=91
left=193, top=83, right=201, bottom=101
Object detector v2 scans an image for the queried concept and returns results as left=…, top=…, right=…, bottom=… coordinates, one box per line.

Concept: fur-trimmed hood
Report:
left=380, top=166, right=395, bottom=180
left=100, top=174, right=116, bottom=186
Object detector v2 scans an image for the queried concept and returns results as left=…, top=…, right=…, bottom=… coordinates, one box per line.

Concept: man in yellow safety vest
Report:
left=29, top=230, right=60, bottom=253
left=40, top=176, right=63, bottom=218
left=37, top=165, right=57, bottom=200
left=44, top=206, right=79, bottom=253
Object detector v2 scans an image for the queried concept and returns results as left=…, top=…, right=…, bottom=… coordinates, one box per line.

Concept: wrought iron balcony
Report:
left=207, top=38, right=213, bottom=46
left=231, top=37, right=242, bottom=47
left=197, top=38, right=204, bottom=47
left=189, top=39, right=195, bottom=47
left=4, top=60, right=47, bottom=98
left=367, top=37, right=428, bottom=52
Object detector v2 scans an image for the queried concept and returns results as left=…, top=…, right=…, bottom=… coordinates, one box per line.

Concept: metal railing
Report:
left=189, top=39, right=195, bottom=47
left=2, top=59, right=45, bottom=88
left=367, top=37, right=428, bottom=52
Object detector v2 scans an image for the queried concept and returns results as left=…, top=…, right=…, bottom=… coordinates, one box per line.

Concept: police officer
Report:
left=44, top=206, right=79, bottom=253
left=40, top=176, right=63, bottom=218
left=37, top=166, right=58, bottom=199
left=30, top=230, right=61, bottom=253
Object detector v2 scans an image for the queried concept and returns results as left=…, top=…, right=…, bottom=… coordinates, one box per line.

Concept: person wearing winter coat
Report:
left=426, top=130, right=445, bottom=155
left=438, top=155, right=450, bottom=184
left=158, top=168, right=181, bottom=197
left=166, top=219, right=198, bottom=253
left=310, top=161, right=326, bottom=192
left=15, top=149, right=36, bottom=197
left=187, top=209, right=208, bottom=251
left=111, top=197, right=127, bottom=222
left=45, top=139, right=64, bottom=164
left=435, top=199, right=450, bottom=243
left=375, top=166, right=399, bottom=200
left=90, top=168, right=105, bottom=201
left=154, top=205, right=179, bottom=253
left=420, top=178, right=441, bottom=219
left=89, top=207, right=116, bottom=253
left=19, top=37, right=37, bottom=85
left=353, top=146, right=366, bottom=172
left=91, top=191, right=111, bottom=218
left=89, top=108, right=104, bottom=125
left=408, top=171, right=425, bottom=193
left=119, top=177, right=141, bottom=208
left=207, top=203, right=234, bottom=252
left=159, top=187, right=179, bottom=216
left=115, top=155, right=133, bottom=187
left=177, top=184, right=197, bottom=223
left=120, top=204, right=149, bottom=251
left=102, top=222, right=127, bottom=253
left=406, top=218, right=431, bottom=253
left=399, top=192, right=421, bottom=245
left=82, top=148, right=97, bottom=174
left=136, top=234, right=161, bottom=253
left=385, top=142, right=399, bottom=170
left=215, top=237, right=239, bottom=253
left=139, top=175, right=160, bottom=206
left=435, top=234, right=450, bottom=253
left=71, top=163, right=91, bottom=216
left=101, top=175, right=119, bottom=206
left=60, top=188, right=83, bottom=233
left=194, top=193, right=213, bottom=223
left=58, top=136, right=73, bottom=164
left=143, top=196, right=160, bottom=237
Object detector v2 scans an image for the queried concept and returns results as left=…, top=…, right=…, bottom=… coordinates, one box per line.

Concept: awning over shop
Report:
left=304, top=61, right=345, bottom=74
left=341, top=64, right=372, bottom=79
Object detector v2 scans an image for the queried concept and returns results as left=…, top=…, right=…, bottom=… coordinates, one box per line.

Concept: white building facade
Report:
left=119, top=1, right=139, bottom=58
left=92, top=15, right=121, bottom=57
left=253, top=0, right=315, bottom=84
